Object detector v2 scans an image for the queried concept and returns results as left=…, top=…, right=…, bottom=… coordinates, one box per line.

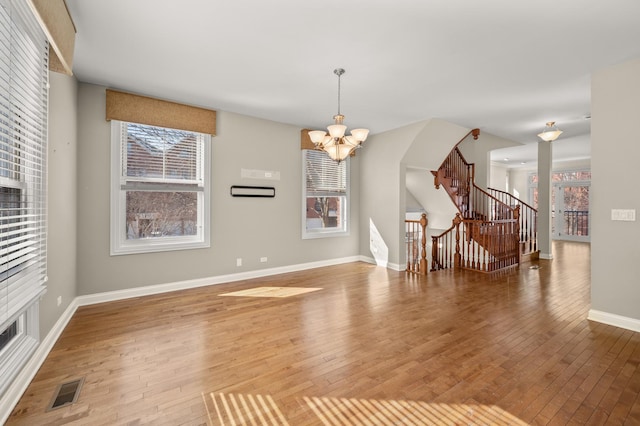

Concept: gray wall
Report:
left=405, top=168, right=458, bottom=231
left=591, top=57, right=640, bottom=320
left=490, top=163, right=508, bottom=191
left=358, top=123, right=420, bottom=267
left=41, top=72, right=78, bottom=336
left=76, top=83, right=360, bottom=296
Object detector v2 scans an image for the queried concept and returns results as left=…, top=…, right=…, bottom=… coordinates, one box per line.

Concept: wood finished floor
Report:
left=7, top=242, right=640, bottom=425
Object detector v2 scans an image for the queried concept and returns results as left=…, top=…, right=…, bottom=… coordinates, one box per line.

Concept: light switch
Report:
left=241, top=168, right=281, bottom=180
left=611, top=209, right=636, bottom=221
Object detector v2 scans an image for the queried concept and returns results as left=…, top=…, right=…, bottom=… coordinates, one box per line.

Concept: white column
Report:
left=537, top=140, right=553, bottom=259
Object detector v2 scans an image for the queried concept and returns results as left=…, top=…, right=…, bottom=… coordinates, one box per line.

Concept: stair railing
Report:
left=431, top=210, right=520, bottom=273
left=487, top=188, right=538, bottom=255
left=431, top=214, right=463, bottom=271
left=405, top=213, right=428, bottom=275
left=434, top=147, right=473, bottom=217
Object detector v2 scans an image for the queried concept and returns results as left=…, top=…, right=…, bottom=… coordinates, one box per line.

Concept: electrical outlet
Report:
left=57, top=296, right=62, bottom=306
left=260, top=257, right=267, bottom=263
left=236, top=258, right=242, bottom=267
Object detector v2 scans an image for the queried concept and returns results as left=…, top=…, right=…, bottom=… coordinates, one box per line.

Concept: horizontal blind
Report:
left=121, top=122, right=203, bottom=188
left=305, top=150, right=347, bottom=196
left=0, top=0, right=48, bottom=329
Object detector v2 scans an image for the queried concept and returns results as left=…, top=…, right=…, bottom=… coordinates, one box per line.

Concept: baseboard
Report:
left=539, top=252, right=554, bottom=260
left=358, top=255, right=403, bottom=272
left=387, top=262, right=404, bottom=272
left=0, top=298, right=80, bottom=425
left=76, top=256, right=363, bottom=307
left=588, top=309, right=640, bottom=333
left=359, top=255, right=376, bottom=265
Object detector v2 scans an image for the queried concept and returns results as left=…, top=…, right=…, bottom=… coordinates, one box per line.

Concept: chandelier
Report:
left=308, top=68, right=369, bottom=162
left=537, top=121, right=563, bottom=142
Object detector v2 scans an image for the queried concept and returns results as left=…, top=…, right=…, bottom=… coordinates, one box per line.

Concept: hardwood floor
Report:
left=7, top=241, right=640, bottom=425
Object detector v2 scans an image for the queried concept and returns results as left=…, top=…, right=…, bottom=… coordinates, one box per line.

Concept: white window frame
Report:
left=0, top=0, right=48, bottom=398
left=302, top=150, right=350, bottom=239
left=110, top=120, right=211, bottom=255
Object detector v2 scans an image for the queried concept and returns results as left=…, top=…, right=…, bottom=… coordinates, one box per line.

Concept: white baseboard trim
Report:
left=539, top=252, right=554, bottom=260
left=75, top=256, right=362, bottom=307
left=387, top=262, right=404, bottom=272
left=587, top=309, right=640, bottom=333
left=358, top=256, right=403, bottom=272
left=358, top=255, right=376, bottom=265
left=0, top=298, right=80, bottom=425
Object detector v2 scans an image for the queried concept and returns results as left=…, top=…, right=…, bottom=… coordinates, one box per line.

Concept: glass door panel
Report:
left=555, top=185, right=590, bottom=241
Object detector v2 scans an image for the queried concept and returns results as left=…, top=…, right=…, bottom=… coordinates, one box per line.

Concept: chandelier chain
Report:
left=337, top=73, right=340, bottom=115
left=334, top=68, right=345, bottom=117
left=337, top=71, right=341, bottom=116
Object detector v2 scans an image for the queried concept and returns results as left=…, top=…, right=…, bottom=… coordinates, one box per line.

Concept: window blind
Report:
left=121, top=122, right=204, bottom=188
left=305, top=150, right=347, bottom=196
left=0, top=0, right=48, bottom=330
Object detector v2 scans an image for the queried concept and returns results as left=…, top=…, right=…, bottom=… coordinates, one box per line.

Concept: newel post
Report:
left=514, top=205, right=521, bottom=263
left=419, top=213, right=428, bottom=275
left=431, top=236, right=438, bottom=272
left=453, top=213, right=463, bottom=268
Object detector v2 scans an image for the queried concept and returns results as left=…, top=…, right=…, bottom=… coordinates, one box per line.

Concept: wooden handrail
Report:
left=405, top=213, right=428, bottom=275
left=453, top=146, right=472, bottom=168
left=436, top=146, right=514, bottom=222
left=435, top=128, right=480, bottom=172
left=487, top=187, right=537, bottom=212
left=487, top=188, right=538, bottom=255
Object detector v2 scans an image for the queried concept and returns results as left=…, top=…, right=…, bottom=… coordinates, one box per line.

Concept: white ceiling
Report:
left=65, top=0, right=640, bottom=165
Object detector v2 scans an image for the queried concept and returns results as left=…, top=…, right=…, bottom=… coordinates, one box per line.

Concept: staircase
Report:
left=430, top=129, right=537, bottom=272
left=486, top=187, right=539, bottom=263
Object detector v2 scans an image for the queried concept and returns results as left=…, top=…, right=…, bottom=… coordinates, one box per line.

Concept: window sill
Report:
left=302, top=230, right=350, bottom=240
left=110, top=237, right=210, bottom=256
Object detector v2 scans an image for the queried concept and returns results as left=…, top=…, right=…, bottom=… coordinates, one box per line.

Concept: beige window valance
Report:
left=106, top=89, right=217, bottom=136
left=300, top=129, right=315, bottom=150
left=27, top=0, right=76, bottom=75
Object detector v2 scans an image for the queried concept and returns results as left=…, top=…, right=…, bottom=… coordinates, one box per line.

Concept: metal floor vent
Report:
left=47, top=377, right=84, bottom=411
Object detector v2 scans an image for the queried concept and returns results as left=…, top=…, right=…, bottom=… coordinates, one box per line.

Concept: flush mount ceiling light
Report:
left=537, top=121, right=563, bottom=142
left=308, top=68, right=369, bottom=162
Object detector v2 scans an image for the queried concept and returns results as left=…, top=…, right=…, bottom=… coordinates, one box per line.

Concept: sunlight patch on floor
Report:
left=219, top=287, right=322, bottom=298
left=204, top=392, right=528, bottom=425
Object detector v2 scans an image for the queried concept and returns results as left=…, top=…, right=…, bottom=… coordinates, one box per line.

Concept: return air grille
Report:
left=47, top=378, right=84, bottom=411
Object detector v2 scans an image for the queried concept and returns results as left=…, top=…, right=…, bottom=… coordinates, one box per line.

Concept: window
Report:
left=111, top=121, right=210, bottom=254
left=529, top=169, right=591, bottom=241
left=528, top=170, right=591, bottom=208
left=0, top=0, right=48, bottom=396
left=302, top=150, right=349, bottom=238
